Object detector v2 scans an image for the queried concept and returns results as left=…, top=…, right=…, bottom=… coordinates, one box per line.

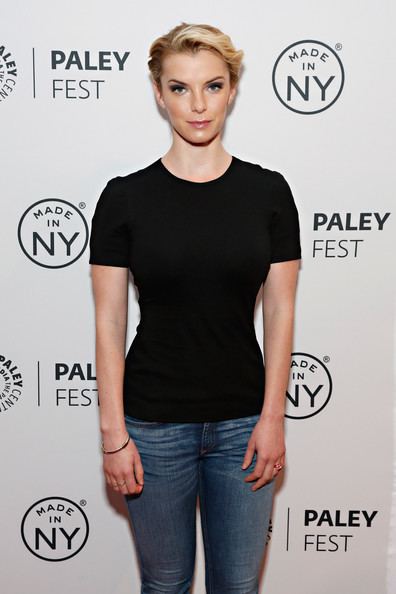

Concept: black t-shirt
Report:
left=89, top=155, right=301, bottom=422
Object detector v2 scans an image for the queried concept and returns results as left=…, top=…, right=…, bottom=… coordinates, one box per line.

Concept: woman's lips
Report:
left=188, top=120, right=211, bottom=129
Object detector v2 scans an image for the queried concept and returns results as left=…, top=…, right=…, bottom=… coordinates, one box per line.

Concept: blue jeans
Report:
left=124, top=413, right=275, bottom=594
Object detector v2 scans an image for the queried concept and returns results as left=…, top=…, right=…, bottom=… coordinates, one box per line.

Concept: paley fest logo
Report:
left=303, top=508, right=378, bottom=552
left=0, top=354, right=23, bottom=413
left=0, top=44, right=17, bottom=102
left=54, top=362, right=97, bottom=407
left=272, top=39, right=344, bottom=114
left=286, top=352, right=332, bottom=419
left=312, top=211, right=391, bottom=258
left=18, top=199, right=89, bottom=268
left=21, top=497, right=89, bottom=561
left=35, top=361, right=97, bottom=408
left=285, top=507, right=379, bottom=552
left=50, top=49, right=130, bottom=99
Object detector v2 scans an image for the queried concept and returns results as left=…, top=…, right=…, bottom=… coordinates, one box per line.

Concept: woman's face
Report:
left=154, top=49, right=237, bottom=146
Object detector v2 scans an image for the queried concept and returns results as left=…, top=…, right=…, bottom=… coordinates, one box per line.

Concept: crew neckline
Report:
left=157, top=155, right=236, bottom=186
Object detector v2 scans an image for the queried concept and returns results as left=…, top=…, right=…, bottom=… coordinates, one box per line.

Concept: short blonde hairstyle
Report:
left=148, top=22, right=244, bottom=89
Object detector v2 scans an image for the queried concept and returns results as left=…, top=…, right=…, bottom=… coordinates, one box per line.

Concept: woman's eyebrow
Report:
left=167, top=75, right=225, bottom=84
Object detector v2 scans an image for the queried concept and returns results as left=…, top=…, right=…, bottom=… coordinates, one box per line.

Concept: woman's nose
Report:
left=190, top=91, right=206, bottom=112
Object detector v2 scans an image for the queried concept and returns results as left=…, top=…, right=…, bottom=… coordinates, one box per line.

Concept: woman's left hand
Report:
left=241, top=416, right=286, bottom=491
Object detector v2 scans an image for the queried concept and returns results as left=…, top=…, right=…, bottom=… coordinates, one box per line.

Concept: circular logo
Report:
left=272, top=40, right=345, bottom=114
left=21, top=496, right=89, bottom=561
left=286, top=352, right=332, bottom=419
left=0, top=354, right=23, bottom=414
left=18, top=199, right=89, bottom=268
left=0, top=45, right=17, bottom=102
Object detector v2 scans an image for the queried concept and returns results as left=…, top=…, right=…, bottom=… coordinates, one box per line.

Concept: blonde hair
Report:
left=148, top=22, right=244, bottom=89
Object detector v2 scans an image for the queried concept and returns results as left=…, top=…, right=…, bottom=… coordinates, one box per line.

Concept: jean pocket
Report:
left=124, top=414, right=164, bottom=428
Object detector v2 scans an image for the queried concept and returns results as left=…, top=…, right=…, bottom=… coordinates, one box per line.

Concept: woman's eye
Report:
left=169, top=85, right=185, bottom=94
left=208, top=82, right=223, bottom=92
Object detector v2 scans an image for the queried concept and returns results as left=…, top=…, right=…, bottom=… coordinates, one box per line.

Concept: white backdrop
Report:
left=1, top=1, right=395, bottom=593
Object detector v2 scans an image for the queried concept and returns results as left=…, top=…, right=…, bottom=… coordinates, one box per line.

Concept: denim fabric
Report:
left=124, top=413, right=275, bottom=594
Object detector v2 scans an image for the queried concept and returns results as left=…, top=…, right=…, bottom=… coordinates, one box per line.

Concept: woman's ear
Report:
left=228, top=84, right=238, bottom=106
left=151, top=78, right=165, bottom=110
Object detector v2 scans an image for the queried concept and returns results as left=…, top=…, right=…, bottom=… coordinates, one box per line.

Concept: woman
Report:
left=89, top=22, right=301, bottom=594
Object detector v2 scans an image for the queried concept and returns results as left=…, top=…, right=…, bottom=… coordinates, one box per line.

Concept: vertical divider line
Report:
left=37, top=360, right=40, bottom=406
left=32, top=47, right=36, bottom=98
left=286, top=506, right=290, bottom=551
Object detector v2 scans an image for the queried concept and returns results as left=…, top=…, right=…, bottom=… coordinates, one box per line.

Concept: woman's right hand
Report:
left=103, top=436, right=145, bottom=496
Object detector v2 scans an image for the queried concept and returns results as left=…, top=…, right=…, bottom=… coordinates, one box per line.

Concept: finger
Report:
left=277, top=452, right=286, bottom=467
left=252, top=459, right=284, bottom=490
left=110, top=474, right=125, bottom=491
left=263, top=459, right=279, bottom=482
left=251, top=474, right=273, bottom=491
left=241, top=443, right=256, bottom=470
left=124, top=473, right=143, bottom=496
left=274, top=457, right=285, bottom=472
left=106, top=473, right=119, bottom=491
left=104, top=469, right=119, bottom=490
left=120, top=478, right=141, bottom=496
left=124, top=476, right=143, bottom=495
left=124, top=480, right=143, bottom=495
left=272, top=466, right=281, bottom=480
left=248, top=457, right=277, bottom=486
left=244, top=456, right=267, bottom=482
left=113, top=477, right=131, bottom=494
left=133, top=454, right=145, bottom=487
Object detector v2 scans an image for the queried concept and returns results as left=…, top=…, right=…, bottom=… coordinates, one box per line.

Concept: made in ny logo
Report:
left=286, top=352, right=332, bottom=419
left=18, top=199, right=89, bottom=268
left=272, top=39, right=345, bottom=114
left=21, top=496, right=89, bottom=561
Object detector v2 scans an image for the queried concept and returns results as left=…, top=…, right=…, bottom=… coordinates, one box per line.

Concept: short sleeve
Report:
left=269, top=172, right=302, bottom=263
left=88, top=177, right=130, bottom=267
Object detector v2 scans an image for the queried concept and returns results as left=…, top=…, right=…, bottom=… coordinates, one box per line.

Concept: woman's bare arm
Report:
left=91, top=264, right=144, bottom=495
left=91, top=264, right=129, bottom=446
left=260, top=259, right=300, bottom=420
left=242, top=259, right=300, bottom=490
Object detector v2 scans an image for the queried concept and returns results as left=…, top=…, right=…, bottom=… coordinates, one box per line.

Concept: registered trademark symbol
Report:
left=335, top=43, right=342, bottom=51
left=323, top=355, right=330, bottom=363
left=79, top=202, right=86, bottom=209
left=80, top=499, right=87, bottom=506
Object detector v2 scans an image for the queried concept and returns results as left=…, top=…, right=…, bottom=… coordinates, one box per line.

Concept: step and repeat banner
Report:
left=2, top=1, right=395, bottom=593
